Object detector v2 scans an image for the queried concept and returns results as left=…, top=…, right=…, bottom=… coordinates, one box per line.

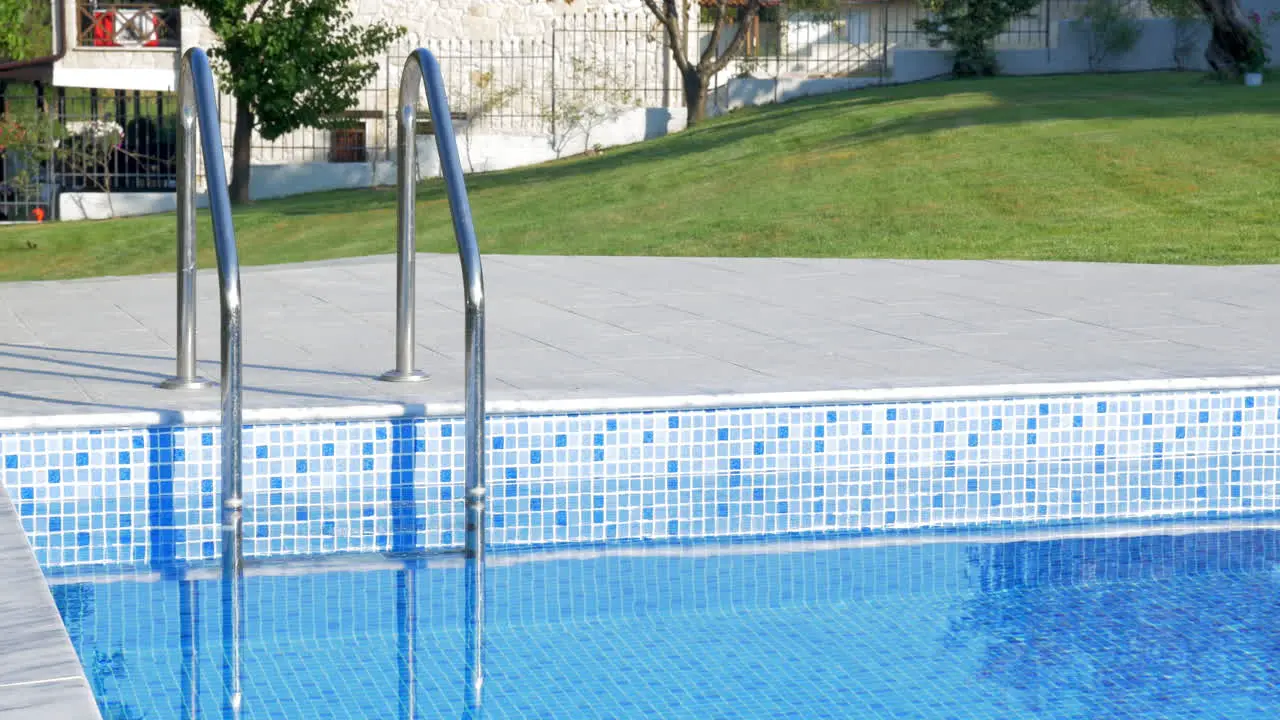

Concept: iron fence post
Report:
left=1045, top=0, right=1052, bottom=59
left=551, top=21, right=558, bottom=142
left=881, top=0, right=889, bottom=83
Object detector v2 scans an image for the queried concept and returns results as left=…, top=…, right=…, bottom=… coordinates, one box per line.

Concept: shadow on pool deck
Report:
left=0, top=343, right=442, bottom=416
left=3, top=255, right=1280, bottom=419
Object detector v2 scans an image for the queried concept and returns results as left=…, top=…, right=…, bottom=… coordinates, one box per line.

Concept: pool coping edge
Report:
left=4, top=374, right=1280, bottom=432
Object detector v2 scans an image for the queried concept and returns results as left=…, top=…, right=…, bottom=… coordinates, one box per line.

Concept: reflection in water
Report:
left=52, top=584, right=148, bottom=720
left=464, top=552, right=483, bottom=720
left=397, top=564, right=417, bottom=720
left=947, top=531, right=1280, bottom=718
left=180, top=578, right=199, bottom=720
left=45, top=525, right=1280, bottom=719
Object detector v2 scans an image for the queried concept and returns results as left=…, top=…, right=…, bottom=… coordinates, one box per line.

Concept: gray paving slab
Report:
left=0, top=485, right=101, bottom=720
left=0, top=255, right=1279, bottom=418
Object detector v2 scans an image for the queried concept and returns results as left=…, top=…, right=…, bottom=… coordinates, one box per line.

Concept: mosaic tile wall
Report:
left=3, top=387, right=1280, bottom=569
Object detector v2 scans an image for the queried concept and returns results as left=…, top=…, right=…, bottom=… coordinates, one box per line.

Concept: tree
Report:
left=178, top=0, right=404, bottom=204
left=1193, top=0, right=1265, bottom=74
left=914, top=0, right=1042, bottom=76
left=0, top=0, right=53, bottom=63
left=641, top=0, right=765, bottom=124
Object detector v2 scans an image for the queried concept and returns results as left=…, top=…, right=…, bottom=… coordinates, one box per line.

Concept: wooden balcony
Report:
left=77, top=1, right=180, bottom=49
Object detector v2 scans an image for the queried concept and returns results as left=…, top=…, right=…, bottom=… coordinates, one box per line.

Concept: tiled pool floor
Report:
left=2, top=255, right=1280, bottom=417
left=49, top=520, right=1280, bottom=719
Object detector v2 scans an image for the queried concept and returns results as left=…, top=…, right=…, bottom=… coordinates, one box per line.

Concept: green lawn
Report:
left=3, top=71, right=1279, bottom=281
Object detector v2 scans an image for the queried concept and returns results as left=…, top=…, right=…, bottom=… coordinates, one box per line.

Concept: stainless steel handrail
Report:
left=158, top=88, right=212, bottom=392
left=376, top=59, right=430, bottom=385
left=175, top=47, right=246, bottom=720
left=395, top=48, right=488, bottom=714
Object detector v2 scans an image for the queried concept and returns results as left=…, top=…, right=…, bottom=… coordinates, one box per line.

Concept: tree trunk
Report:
left=1194, top=0, right=1255, bottom=73
left=683, top=68, right=707, bottom=126
left=228, top=99, right=254, bottom=205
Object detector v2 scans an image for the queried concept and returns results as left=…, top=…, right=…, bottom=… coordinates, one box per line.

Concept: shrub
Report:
left=1075, top=0, right=1144, bottom=70
left=915, top=0, right=1042, bottom=77
left=1241, top=10, right=1280, bottom=73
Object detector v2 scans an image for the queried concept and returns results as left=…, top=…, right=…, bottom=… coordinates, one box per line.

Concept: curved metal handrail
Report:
left=174, top=47, right=245, bottom=720
left=394, top=48, right=488, bottom=715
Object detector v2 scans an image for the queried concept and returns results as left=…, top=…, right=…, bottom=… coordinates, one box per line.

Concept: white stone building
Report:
left=16, top=0, right=661, bottom=91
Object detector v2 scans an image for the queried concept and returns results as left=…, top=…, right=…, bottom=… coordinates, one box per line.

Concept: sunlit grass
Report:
left=3, top=71, right=1278, bottom=281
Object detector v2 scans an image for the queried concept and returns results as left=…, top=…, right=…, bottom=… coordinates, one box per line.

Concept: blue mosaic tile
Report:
left=4, top=388, right=1280, bottom=567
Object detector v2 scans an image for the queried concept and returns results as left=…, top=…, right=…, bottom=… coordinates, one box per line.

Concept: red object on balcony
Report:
left=92, top=10, right=119, bottom=47
left=124, top=9, right=163, bottom=46
left=143, top=13, right=160, bottom=47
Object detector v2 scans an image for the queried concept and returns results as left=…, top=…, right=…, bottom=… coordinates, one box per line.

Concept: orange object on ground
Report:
left=32, top=208, right=44, bottom=223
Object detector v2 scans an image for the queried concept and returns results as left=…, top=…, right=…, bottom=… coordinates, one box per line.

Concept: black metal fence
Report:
left=883, top=0, right=1154, bottom=51
left=0, top=86, right=178, bottom=221
left=235, top=2, right=1139, bottom=164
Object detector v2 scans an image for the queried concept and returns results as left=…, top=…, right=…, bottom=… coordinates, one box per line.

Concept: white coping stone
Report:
left=0, top=485, right=102, bottom=719
left=5, top=375, right=1280, bottom=432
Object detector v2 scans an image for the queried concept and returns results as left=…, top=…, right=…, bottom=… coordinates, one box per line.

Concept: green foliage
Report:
left=0, top=105, right=61, bottom=216
left=786, top=0, right=846, bottom=13
left=1074, top=0, right=1144, bottom=70
left=915, top=0, right=1042, bottom=76
left=178, top=0, right=405, bottom=140
left=0, top=0, right=53, bottom=62
left=1147, top=0, right=1200, bottom=19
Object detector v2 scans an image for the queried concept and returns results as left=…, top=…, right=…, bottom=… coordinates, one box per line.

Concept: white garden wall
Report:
left=58, top=107, right=686, bottom=221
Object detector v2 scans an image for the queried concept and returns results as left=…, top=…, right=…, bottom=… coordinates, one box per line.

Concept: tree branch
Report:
left=643, top=0, right=692, bottom=72
left=702, top=0, right=763, bottom=75
left=698, top=0, right=729, bottom=68
left=679, top=0, right=691, bottom=58
left=247, top=0, right=272, bottom=25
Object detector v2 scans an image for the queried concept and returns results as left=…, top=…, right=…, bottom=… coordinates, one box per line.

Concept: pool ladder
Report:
left=162, top=47, right=488, bottom=720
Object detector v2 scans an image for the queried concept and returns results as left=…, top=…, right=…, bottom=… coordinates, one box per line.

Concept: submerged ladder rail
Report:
left=172, top=47, right=246, bottom=720
left=394, top=48, right=488, bottom=714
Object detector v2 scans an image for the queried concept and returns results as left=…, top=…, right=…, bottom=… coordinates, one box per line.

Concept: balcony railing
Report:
left=78, top=1, right=180, bottom=49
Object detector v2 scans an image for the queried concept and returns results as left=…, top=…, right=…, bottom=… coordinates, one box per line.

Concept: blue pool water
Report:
left=50, top=520, right=1280, bottom=719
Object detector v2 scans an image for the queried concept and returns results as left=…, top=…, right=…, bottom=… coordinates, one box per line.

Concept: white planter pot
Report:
left=1245, top=72, right=1263, bottom=87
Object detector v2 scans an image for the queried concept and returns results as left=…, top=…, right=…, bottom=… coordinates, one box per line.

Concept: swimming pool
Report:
left=7, top=383, right=1280, bottom=718
left=48, top=518, right=1280, bottom=719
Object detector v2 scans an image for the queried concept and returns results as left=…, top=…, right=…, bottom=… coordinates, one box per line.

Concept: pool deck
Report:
left=0, top=484, right=101, bottom=720
left=1, top=254, right=1280, bottom=424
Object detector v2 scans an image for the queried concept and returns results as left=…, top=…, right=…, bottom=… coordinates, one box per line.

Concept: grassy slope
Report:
left=2, top=71, right=1279, bottom=281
